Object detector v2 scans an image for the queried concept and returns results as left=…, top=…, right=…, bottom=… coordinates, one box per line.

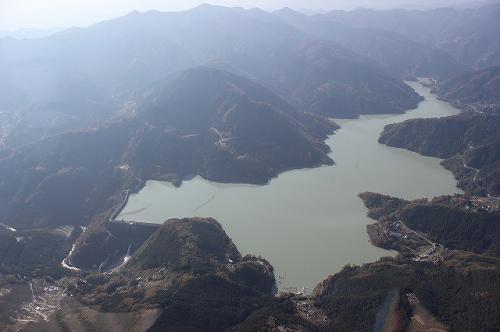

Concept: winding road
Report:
left=61, top=226, right=87, bottom=271
left=463, top=143, right=481, bottom=187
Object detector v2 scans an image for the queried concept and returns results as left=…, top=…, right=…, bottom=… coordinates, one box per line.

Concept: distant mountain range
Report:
left=319, top=4, right=500, bottom=68
left=272, top=7, right=468, bottom=79
left=0, top=28, right=60, bottom=39
left=0, top=4, right=424, bottom=148
left=0, top=0, right=498, bottom=269
left=0, top=4, right=434, bottom=233
left=1, top=4, right=498, bottom=148
left=1, top=4, right=500, bottom=331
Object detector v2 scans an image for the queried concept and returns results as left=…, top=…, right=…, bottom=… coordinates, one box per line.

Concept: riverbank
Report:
left=118, top=82, right=462, bottom=291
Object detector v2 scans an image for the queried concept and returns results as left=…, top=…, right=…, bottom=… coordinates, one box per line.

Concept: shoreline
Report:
left=115, top=81, right=460, bottom=291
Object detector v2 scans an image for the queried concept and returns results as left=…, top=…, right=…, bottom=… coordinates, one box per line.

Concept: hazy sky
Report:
left=0, top=0, right=489, bottom=31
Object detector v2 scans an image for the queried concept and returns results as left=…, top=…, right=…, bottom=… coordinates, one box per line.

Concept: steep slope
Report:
left=314, top=254, right=500, bottom=332
left=0, top=225, right=79, bottom=277
left=239, top=40, right=422, bottom=118
left=4, top=218, right=314, bottom=332
left=0, top=120, right=140, bottom=229
left=132, top=67, right=337, bottom=185
left=379, top=113, right=500, bottom=195
left=433, top=66, right=500, bottom=115
left=0, top=4, right=422, bottom=149
left=0, top=67, right=337, bottom=230
left=126, top=218, right=240, bottom=272
left=360, top=192, right=500, bottom=257
left=311, top=192, right=500, bottom=332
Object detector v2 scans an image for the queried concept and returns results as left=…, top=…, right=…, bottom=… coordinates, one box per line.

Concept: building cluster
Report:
left=376, top=219, right=446, bottom=264
left=294, top=299, right=329, bottom=323
left=412, top=245, right=444, bottom=264
left=454, top=196, right=500, bottom=213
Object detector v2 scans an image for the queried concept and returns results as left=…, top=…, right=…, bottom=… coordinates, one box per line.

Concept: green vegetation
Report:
left=400, top=204, right=500, bottom=257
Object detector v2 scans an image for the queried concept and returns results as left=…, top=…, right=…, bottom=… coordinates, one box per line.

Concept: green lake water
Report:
left=119, top=82, right=462, bottom=291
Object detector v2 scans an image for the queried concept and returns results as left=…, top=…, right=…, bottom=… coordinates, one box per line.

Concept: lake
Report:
left=118, top=82, right=462, bottom=291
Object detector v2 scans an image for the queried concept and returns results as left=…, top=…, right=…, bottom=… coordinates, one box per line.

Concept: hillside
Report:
left=262, top=40, right=422, bottom=118
left=433, top=66, right=500, bottom=115
left=8, top=218, right=313, bottom=332
left=0, top=67, right=337, bottom=230
left=308, top=192, right=500, bottom=332
left=3, top=208, right=500, bottom=331
left=360, top=192, right=500, bottom=257
left=0, top=5, right=422, bottom=148
left=314, top=253, right=500, bottom=332
left=0, top=224, right=80, bottom=278
left=126, top=218, right=240, bottom=272
left=379, top=113, right=500, bottom=195
left=1, top=4, right=499, bottom=331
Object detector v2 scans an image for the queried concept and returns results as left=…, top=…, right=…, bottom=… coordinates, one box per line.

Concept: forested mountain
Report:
left=0, top=67, right=336, bottom=230
left=379, top=113, right=500, bottom=195
left=319, top=192, right=500, bottom=332
left=1, top=3, right=500, bottom=331
left=3, top=218, right=312, bottom=332
left=0, top=5, right=423, bottom=148
left=360, top=192, right=500, bottom=256
left=2, top=4, right=499, bottom=147
left=314, top=253, right=500, bottom=332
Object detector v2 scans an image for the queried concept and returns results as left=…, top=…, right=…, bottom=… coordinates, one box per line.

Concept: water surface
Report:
left=119, top=82, right=462, bottom=291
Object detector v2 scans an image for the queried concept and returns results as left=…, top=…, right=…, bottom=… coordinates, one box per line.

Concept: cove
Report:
left=118, top=82, right=462, bottom=291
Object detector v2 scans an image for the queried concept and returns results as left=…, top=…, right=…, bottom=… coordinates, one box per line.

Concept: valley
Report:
left=1, top=2, right=499, bottom=331
left=118, top=82, right=462, bottom=291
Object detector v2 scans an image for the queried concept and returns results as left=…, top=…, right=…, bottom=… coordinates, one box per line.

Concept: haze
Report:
left=0, top=0, right=492, bottom=31
left=0, top=0, right=499, bottom=329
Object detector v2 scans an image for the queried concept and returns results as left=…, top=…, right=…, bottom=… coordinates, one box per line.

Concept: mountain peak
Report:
left=273, top=7, right=303, bottom=16
left=127, top=218, right=240, bottom=271
left=189, top=3, right=240, bottom=14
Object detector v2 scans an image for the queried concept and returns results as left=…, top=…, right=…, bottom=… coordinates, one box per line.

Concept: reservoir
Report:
left=118, top=82, right=462, bottom=291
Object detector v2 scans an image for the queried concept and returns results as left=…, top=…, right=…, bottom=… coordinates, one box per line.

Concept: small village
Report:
left=369, top=219, right=446, bottom=264
left=454, top=196, right=500, bottom=213
left=369, top=194, right=500, bottom=265
left=293, top=297, right=330, bottom=325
